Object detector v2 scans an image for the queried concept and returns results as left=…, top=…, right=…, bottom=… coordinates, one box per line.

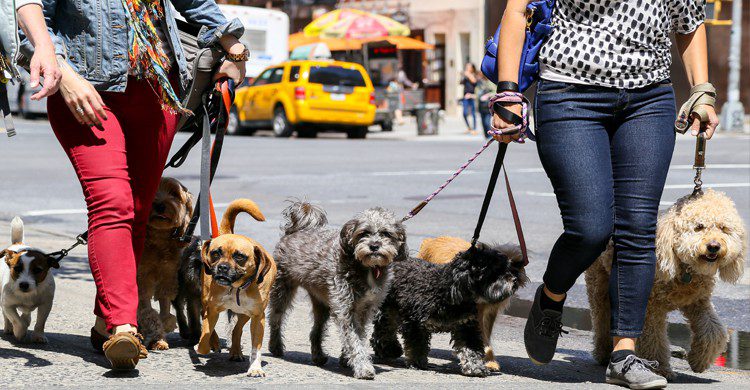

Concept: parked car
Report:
left=230, top=60, right=376, bottom=138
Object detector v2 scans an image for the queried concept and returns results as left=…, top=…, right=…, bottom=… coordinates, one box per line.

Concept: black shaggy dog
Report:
left=172, top=236, right=203, bottom=344
left=371, top=242, right=527, bottom=377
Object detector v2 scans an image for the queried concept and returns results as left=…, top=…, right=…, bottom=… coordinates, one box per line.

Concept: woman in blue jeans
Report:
left=493, top=1, right=718, bottom=388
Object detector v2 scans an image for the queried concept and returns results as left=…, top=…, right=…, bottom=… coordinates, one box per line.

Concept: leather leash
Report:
left=691, top=129, right=707, bottom=197
left=45, top=79, right=235, bottom=261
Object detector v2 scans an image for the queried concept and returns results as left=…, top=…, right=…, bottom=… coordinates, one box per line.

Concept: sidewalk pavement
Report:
left=1, top=222, right=749, bottom=388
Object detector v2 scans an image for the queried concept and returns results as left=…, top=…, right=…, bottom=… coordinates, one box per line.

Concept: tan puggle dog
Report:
left=1, top=217, right=58, bottom=343
left=195, top=199, right=277, bottom=378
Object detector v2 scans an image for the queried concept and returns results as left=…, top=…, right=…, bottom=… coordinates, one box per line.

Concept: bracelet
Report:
left=496, top=81, right=519, bottom=93
left=225, top=47, right=249, bottom=62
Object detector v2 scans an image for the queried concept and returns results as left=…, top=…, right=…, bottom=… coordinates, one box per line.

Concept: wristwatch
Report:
left=225, top=46, right=250, bottom=62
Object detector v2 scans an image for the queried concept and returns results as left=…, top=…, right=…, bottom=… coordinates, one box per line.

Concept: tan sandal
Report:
left=102, top=332, right=148, bottom=370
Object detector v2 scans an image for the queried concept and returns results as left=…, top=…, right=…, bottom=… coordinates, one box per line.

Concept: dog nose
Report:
left=369, top=244, right=380, bottom=252
left=707, top=241, right=721, bottom=254
left=153, top=203, right=166, bottom=214
left=19, top=282, right=30, bottom=292
left=217, top=263, right=230, bottom=273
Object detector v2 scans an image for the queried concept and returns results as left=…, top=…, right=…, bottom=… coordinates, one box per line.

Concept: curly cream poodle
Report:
left=585, top=189, right=746, bottom=379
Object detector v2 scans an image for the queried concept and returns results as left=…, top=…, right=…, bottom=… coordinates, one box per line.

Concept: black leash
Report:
left=45, top=80, right=235, bottom=260
left=470, top=142, right=507, bottom=247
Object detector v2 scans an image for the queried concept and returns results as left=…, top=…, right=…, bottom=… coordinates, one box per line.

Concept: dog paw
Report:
left=485, top=359, right=500, bottom=372
left=268, top=339, right=285, bottom=357
left=13, top=328, right=28, bottom=342
left=405, top=357, right=428, bottom=370
left=338, top=355, right=350, bottom=369
left=247, top=368, right=266, bottom=378
left=3, top=327, right=12, bottom=335
left=161, top=314, right=178, bottom=333
left=656, top=368, right=676, bottom=382
left=461, top=363, right=490, bottom=377
left=352, top=364, right=376, bottom=380
left=229, top=350, right=246, bottom=362
left=29, top=332, right=48, bottom=344
left=194, top=344, right=212, bottom=356
left=311, top=353, right=328, bottom=366
left=151, top=339, right=169, bottom=351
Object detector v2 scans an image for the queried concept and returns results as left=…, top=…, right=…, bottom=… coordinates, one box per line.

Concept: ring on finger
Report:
left=75, top=106, right=84, bottom=115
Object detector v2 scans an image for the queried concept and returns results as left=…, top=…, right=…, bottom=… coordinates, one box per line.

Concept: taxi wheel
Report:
left=346, top=126, right=368, bottom=139
left=227, top=106, right=253, bottom=136
left=273, top=106, right=294, bottom=138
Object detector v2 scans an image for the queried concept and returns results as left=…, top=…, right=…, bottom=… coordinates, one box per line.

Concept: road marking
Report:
left=23, top=208, right=87, bottom=217
left=371, top=170, right=479, bottom=176
left=663, top=183, right=749, bottom=189
left=518, top=164, right=750, bottom=173
left=523, top=191, right=556, bottom=197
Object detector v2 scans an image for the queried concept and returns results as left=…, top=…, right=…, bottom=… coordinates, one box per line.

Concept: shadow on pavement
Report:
left=1, top=332, right=109, bottom=369
left=52, top=256, right=95, bottom=282
left=265, top=349, right=393, bottom=378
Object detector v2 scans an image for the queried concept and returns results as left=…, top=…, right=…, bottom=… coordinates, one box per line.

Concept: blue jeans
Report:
left=479, top=108, right=493, bottom=138
left=534, top=79, right=676, bottom=337
left=462, top=98, right=477, bottom=130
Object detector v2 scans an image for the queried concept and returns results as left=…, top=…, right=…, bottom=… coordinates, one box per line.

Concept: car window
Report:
left=252, top=69, right=273, bottom=86
left=308, top=66, right=366, bottom=87
left=268, top=68, right=284, bottom=84
left=289, top=66, right=301, bottom=82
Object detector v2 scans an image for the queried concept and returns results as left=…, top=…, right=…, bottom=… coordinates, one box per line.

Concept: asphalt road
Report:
left=0, top=118, right=748, bottom=387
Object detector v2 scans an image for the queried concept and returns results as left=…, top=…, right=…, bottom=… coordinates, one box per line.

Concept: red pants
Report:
left=48, top=77, right=179, bottom=330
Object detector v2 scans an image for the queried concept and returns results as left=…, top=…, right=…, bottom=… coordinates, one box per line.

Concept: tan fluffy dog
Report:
left=138, top=177, right=194, bottom=350
left=195, top=199, right=277, bottom=378
left=586, top=189, right=746, bottom=379
left=419, top=236, right=523, bottom=372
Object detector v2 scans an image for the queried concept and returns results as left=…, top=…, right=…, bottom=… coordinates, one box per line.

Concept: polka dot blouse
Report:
left=539, top=0, right=706, bottom=89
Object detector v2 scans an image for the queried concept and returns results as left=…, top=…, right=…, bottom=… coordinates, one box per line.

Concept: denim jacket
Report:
left=17, top=0, right=244, bottom=93
left=1, top=0, right=20, bottom=79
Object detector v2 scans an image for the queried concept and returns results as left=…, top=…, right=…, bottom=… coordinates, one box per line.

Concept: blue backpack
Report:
left=481, top=0, right=555, bottom=92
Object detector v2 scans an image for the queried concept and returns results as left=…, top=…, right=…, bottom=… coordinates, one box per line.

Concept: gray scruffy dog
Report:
left=269, top=201, right=408, bottom=380
left=370, top=242, right=527, bottom=377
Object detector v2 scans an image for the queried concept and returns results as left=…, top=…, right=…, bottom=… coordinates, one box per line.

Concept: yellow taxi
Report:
left=230, top=60, right=376, bottom=138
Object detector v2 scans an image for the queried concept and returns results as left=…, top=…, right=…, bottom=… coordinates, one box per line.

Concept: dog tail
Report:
left=281, top=201, right=327, bottom=235
left=220, top=199, right=266, bottom=235
left=10, top=216, right=24, bottom=245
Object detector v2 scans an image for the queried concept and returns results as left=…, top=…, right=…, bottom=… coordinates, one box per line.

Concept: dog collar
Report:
left=680, top=270, right=693, bottom=284
left=233, top=256, right=262, bottom=306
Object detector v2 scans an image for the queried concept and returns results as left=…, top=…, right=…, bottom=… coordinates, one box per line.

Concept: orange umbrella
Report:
left=289, top=32, right=363, bottom=51
left=365, top=36, right=434, bottom=50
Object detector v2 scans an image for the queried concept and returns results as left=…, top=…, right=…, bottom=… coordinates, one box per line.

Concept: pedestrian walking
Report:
left=475, top=72, right=495, bottom=139
left=460, top=62, right=478, bottom=135
left=492, top=1, right=718, bottom=388
left=24, top=0, right=249, bottom=371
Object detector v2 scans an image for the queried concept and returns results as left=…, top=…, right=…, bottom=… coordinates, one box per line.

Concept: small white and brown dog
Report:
left=1, top=217, right=58, bottom=343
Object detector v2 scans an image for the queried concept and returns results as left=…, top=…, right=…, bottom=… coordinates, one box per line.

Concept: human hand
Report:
left=214, top=60, right=245, bottom=84
left=491, top=102, right=523, bottom=143
left=28, top=43, right=61, bottom=100
left=690, top=104, right=719, bottom=139
left=58, top=62, right=107, bottom=126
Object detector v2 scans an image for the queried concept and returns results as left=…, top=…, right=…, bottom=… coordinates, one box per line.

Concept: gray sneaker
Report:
left=606, top=354, right=667, bottom=389
left=524, top=284, right=568, bottom=365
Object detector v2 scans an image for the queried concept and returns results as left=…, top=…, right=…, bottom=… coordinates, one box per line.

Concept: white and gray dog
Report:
left=268, top=201, right=408, bottom=379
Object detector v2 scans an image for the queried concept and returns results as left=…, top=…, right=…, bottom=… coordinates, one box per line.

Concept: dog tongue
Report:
left=373, top=266, right=382, bottom=279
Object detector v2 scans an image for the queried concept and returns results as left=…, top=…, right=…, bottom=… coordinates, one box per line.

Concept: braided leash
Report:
left=402, top=92, right=530, bottom=222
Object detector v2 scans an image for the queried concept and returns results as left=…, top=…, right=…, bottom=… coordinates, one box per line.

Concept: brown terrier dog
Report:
left=195, top=199, right=277, bottom=378
left=137, top=177, right=194, bottom=350
left=419, top=236, right=524, bottom=372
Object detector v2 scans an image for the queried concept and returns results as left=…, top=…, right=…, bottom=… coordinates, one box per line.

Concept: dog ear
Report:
left=394, top=221, right=409, bottom=262
left=2, top=249, right=12, bottom=267
left=719, top=227, right=746, bottom=283
left=201, top=240, right=212, bottom=262
left=47, top=255, right=60, bottom=269
left=655, top=208, right=680, bottom=282
left=449, top=257, right=474, bottom=305
left=339, top=219, right=358, bottom=255
left=253, top=246, right=273, bottom=285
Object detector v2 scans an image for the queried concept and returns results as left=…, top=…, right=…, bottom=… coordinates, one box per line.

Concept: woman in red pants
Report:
left=26, top=0, right=248, bottom=370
